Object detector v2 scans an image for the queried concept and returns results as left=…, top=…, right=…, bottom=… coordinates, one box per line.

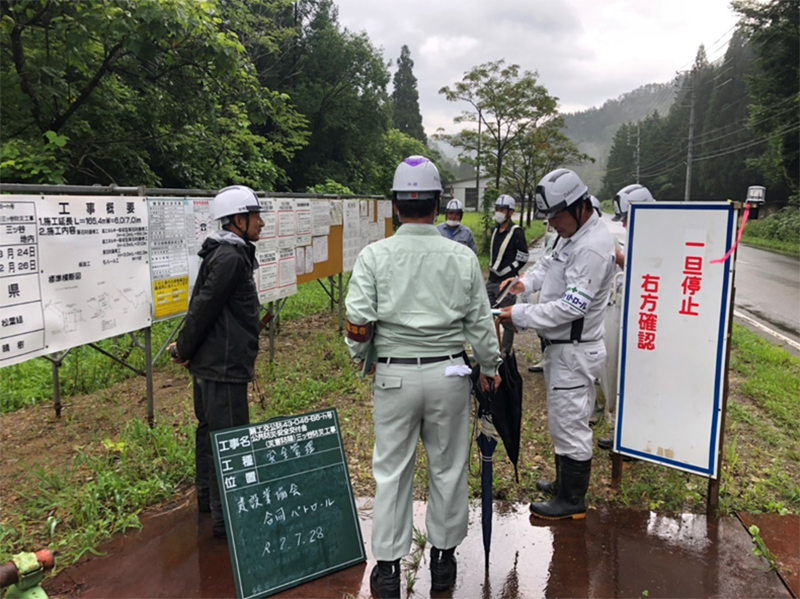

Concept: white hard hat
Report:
left=495, top=194, right=516, bottom=210
left=445, top=199, right=464, bottom=212
left=213, top=185, right=264, bottom=221
left=535, top=169, right=588, bottom=217
left=612, top=184, right=655, bottom=221
left=590, top=195, right=602, bottom=216
left=392, top=156, right=443, bottom=200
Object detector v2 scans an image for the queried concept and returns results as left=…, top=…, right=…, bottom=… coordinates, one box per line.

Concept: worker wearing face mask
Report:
left=486, top=194, right=528, bottom=352
left=436, top=198, right=478, bottom=254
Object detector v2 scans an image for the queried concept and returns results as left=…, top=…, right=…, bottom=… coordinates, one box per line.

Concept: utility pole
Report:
left=636, top=123, right=641, bottom=184
left=475, top=106, right=482, bottom=210
left=684, top=68, right=696, bottom=201
left=628, top=123, right=641, bottom=183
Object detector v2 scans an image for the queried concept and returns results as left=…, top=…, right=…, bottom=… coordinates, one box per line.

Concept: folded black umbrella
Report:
left=471, top=351, right=523, bottom=481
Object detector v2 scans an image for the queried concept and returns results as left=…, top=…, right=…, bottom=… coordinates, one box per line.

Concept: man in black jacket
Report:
left=486, top=194, right=528, bottom=352
left=169, top=185, right=264, bottom=539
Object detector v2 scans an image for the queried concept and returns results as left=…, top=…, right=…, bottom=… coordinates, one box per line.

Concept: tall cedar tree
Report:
left=392, top=45, right=426, bottom=144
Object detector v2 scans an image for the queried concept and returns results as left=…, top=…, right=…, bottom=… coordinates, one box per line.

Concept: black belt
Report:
left=377, top=352, right=467, bottom=365
left=540, top=337, right=600, bottom=347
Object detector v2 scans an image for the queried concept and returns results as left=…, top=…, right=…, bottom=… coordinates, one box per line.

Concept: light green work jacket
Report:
left=345, top=224, right=502, bottom=376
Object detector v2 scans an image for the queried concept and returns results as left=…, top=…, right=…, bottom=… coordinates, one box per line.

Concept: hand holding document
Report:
left=494, top=276, right=521, bottom=306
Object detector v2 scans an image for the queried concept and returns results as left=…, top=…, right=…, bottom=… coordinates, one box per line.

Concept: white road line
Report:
left=737, top=260, right=749, bottom=265
left=733, top=310, right=800, bottom=352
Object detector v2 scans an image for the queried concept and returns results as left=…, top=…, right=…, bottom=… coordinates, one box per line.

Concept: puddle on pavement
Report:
left=47, top=496, right=790, bottom=598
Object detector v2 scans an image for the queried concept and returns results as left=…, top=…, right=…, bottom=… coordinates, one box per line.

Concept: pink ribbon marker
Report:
left=710, top=204, right=750, bottom=265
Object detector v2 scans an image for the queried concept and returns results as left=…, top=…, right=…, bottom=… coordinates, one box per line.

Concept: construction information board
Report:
left=0, top=196, right=151, bottom=367
left=212, top=408, right=365, bottom=599
left=615, top=202, right=736, bottom=478
left=148, top=198, right=214, bottom=320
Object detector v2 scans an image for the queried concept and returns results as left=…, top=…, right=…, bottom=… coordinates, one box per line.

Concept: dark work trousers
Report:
left=486, top=280, right=516, bottom=353
left=193, top=377, right=250, bottom=532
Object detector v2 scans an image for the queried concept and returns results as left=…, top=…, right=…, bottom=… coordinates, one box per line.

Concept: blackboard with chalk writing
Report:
left=211, top=408, right=366, bottom=599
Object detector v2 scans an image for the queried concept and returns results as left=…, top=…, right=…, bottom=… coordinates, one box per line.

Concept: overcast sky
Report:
left=334, top=0, right=742, bottom=136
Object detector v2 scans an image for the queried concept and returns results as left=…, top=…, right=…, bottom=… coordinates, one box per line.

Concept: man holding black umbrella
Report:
left=498, top=168, right=615, bottom=521
left=345, top=156, right=502, bottom=598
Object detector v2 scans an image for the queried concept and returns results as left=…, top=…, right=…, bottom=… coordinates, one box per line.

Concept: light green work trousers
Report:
left=371, top=357, right=471, bottom=561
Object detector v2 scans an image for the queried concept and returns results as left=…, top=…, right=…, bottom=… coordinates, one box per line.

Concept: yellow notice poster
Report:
left=153, top=275, right=189, bottom=320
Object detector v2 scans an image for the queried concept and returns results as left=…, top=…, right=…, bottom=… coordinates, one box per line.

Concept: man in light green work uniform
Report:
left=345, top=155, right=502, bottom=598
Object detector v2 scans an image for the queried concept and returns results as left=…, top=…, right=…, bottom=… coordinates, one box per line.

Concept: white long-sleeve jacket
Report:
left=511, top=213, right=616, bottom=342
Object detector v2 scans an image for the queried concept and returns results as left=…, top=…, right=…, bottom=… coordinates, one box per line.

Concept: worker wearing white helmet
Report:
left=612, top=184, right=655, bottom=227
left=498, top=168, right=616, bottom=521
left=345, top=156, right=501, bottom=597
left=436, top=198, right=478, bottom=254
left=487, top=193, right=529, bottom=352
left=169, top=185, right=265, bottom=539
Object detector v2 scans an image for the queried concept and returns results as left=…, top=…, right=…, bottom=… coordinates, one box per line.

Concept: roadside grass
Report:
left=1, top=287, right=798, bottom=572
left=0, top=412, right=195, bottom=567
left=741, top=235, right=800, bottom=258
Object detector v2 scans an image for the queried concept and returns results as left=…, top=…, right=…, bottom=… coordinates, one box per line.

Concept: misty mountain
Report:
left=562, top=81, right=679, bottom=197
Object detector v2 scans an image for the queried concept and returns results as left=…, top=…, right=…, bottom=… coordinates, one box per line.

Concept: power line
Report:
left=691, top=121, right=800, bottom=162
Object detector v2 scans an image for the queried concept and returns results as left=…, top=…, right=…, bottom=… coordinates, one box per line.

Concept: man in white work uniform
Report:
left=345, top=155, right=502, bottom=597
left=498, top=168, right=615, bottom=520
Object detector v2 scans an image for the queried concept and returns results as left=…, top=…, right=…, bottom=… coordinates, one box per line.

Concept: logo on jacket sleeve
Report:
left=560, top=286, right=593, bottom=314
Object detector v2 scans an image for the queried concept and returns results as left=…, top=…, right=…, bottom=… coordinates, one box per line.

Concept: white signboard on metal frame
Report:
left=0, top=195, right=151, bottom=368
left=615, top=202, right=736, bottom=478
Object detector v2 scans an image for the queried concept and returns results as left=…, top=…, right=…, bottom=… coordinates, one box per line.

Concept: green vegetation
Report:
left=1, top=313, right=799, bottom=571
left=1, top=416, right=195, bottom=566
left=742, top=208, right=800, bottom=257
left=601, top=1, right=798, bottom=207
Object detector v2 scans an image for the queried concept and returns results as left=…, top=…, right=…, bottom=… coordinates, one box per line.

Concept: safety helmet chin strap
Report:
left=227, top=212, right=251, bottom=238
left=566, top=197, right=589, bottom=231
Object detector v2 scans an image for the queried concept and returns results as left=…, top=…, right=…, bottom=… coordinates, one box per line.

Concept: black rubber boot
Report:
left=535, top=454, right=560, bottom=496
left=430, top=546, right=457, bottom=592
left=530, top=456, right=591, bottom=520
left=370, top=560, right=400, bottom=598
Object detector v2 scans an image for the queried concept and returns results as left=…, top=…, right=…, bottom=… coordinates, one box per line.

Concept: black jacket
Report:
left=488, top=224, right=529, bottom=283
left=176, top=232, right=260, bottom=383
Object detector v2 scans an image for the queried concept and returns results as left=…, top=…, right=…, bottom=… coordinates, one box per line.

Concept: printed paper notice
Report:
left=277, top=247, right=297, bottom=298
left=295, top=199, right=312, bottom=247
left=256, top=250, right=278, bottom=304
left=311, top=200, right=331, bottom=236
left=304, top=246, right=314, bottom=274
left=330, top=200, right=343, bottom=226
left=295, top=247, right=305, bottom=276
left=342, top=200, right=361, bottom=272
left=258, top=199, right=278, bottom=252
left=312, top=236, right=328, bottom=263
left=277, top=199, right=296, bottom=249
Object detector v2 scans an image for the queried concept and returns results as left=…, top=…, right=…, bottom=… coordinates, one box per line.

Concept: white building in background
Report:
left=447, top=177, right=492, bottom=211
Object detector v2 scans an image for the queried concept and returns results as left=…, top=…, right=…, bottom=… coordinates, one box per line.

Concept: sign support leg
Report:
left=269, top=301, right=275, bottom=365
left=338, top=273, right=344, bottom=332
left=51, top=355, right=62, bottom=419
left=611, top=453, right=623, bottom=489
left=145, top=327, right=154, bottom=428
